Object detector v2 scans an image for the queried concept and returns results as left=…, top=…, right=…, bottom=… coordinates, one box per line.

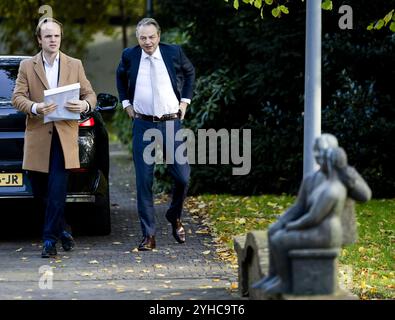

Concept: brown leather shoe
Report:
left=173, top=219, right=186, bottom=244
left=166, top=212, right=186, bottom=243
left=138, top=236, right=156, bottom=251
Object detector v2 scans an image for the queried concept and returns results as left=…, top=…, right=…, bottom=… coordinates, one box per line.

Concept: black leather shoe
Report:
left=41, top=241, right=57, bottom=258
left=166, top=213, right=186, bottom=244
left=138, top=236, right=156, bottom=251
left=60, top=231, right=75, bottom=252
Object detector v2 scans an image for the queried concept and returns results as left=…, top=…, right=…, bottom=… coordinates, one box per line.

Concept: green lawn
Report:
left=185, top=195, right=394, bottom=299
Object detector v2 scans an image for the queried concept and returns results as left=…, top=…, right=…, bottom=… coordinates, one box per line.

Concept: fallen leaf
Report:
left=138, top=287, right=148, bottom=291
left=196, top=229, right=209, bottom=234
left=202, top=250, right=211, bottom=255
left=89, top=260, right=99, bottom=264
left=81, top=272, right=94, bottom=277
left=230, top=282, right=238, bottom=290
left=132, top=248, right=139, bottom=253
left=199, top=285, right=213, bottom=289
left=124, top=269, right=134, bottom=273
left=112, top=242, right=122, bottom=245
left=15, top=248, right=23, bottom=252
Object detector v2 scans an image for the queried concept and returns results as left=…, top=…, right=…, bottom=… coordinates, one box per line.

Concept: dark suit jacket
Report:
left=116, top=43, right=195, bottom=105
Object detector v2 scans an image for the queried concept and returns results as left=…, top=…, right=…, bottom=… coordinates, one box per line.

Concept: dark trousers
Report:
left=132, top=118, right=190, bottom=237
left=29, top=128, right=69, bottom=243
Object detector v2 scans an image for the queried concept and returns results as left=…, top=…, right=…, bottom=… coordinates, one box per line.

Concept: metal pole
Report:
left=303, top=0, right=322, bottom=177
left=146, top=0, right=153, bottom=17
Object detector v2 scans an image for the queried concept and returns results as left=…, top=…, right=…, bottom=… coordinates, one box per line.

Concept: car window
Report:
left=0, top=66, right=18, bottom=102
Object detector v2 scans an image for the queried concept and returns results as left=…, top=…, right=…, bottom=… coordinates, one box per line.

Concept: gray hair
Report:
left=136, top=18, right=161, bottom=37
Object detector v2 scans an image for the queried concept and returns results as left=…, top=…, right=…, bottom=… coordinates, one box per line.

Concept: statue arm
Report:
left=340, top=166, right=371, bottom=202
left=286, top=191, right=337, bottom=230
left=268, top=178, right=308, bottom=235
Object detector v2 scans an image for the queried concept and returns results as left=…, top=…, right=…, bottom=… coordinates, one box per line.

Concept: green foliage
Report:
left=184, top=68, right=239, bottom=130
left=112, top=104, right=132, bottom=154
left=321, top=0, right=333, bottom=11
left=161, top=27, right=191, bottom=46
left=225, top=0, right=395, bottom=32
left=0, top=0, right=145, bottom=57
left=368, top=9, right=395, bottom=32
left=156, top=0, right=395, bottom=198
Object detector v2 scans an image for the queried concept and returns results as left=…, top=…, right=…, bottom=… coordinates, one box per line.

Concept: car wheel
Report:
left=90, top=187, right=111, bottom=235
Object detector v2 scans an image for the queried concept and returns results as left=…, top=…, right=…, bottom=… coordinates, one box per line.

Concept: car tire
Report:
left=90, top=187, right=111, bottom=235
left=67, top=173, right=111, bottom=236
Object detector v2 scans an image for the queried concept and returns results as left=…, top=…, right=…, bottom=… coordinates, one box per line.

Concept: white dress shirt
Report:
left=31, top=53, right=59, bottom=115
left=122, top=48, right=191, bottom=117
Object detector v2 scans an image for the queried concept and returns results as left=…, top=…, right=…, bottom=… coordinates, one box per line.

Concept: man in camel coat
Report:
left=12, top=18, right=96, bottom=257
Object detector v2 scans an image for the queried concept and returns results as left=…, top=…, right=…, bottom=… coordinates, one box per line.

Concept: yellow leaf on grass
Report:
left=358, top=247, right=366, bottom=253
left=196, top=229, right=209, bottom=234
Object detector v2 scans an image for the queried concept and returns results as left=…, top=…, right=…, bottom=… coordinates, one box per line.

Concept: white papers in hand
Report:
left=43, top=83, right=81, bottom=124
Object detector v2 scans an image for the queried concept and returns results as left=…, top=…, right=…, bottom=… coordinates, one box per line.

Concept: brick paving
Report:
left=0, top=142, right=238, bottom=300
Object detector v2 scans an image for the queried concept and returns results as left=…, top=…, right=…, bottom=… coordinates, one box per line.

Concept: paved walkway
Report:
left=0, top=142, right=238, bottom=300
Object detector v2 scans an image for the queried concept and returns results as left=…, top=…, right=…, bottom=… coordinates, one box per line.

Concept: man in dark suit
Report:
left=116, top=18, right=195, bottom=251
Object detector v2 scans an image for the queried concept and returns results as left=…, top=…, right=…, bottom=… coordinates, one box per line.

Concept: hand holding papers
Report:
left=43, top=83, right=81, bottom=124
left=66, top=99, right=88, bottom=113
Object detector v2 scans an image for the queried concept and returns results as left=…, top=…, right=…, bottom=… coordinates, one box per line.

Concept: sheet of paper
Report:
left=43, top=83, right=81, bottom=124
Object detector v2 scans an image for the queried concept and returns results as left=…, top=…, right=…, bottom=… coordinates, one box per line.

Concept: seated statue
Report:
left=254, top=134, right=371, bottom=295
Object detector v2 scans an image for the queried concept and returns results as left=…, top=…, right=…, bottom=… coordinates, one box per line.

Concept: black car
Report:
left=0, top=55, right=117, bottom=235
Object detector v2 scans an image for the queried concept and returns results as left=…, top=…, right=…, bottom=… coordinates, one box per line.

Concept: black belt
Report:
left=134, top=111, right=180, bottom=122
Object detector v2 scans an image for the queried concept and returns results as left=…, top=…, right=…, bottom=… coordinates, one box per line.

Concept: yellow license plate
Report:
left=0, top=173, right=23, bottom=186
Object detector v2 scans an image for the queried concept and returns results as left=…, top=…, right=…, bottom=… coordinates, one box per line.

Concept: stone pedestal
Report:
left=289, top=248, right=339, bottom=295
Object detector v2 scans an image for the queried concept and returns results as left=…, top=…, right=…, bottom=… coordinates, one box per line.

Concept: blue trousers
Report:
left=29, top=128, right=69, bottom=243
left=132, top=118, right=190, bottom=237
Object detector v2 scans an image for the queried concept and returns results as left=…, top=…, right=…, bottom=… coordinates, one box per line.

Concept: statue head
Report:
left=325, top=147, right=348, bottom=176
left=313, top=134, right=339, bottom=171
